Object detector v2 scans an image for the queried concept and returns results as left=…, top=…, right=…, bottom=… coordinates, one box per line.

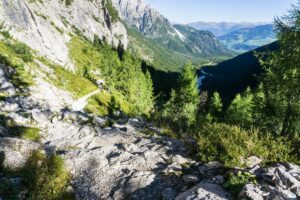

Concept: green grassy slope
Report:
left=127, top=25, right=235, bottom=72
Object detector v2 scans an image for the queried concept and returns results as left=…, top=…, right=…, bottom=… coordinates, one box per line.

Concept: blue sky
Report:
left=144, top=0, right=298, bottom=23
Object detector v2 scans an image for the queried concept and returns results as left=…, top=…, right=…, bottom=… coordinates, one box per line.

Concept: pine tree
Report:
left=258, top=3, right=300, bottom=135
left=162, top=62, right=200, bottom=134
left=226, top=88, right=254, bottom=127
left=206, top=92, right=223, bottom=122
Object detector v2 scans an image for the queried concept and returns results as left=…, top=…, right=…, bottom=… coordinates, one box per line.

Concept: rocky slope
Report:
left=2, top=59, right=300, bottom=199
left=0, top=0, right=128, bottom=68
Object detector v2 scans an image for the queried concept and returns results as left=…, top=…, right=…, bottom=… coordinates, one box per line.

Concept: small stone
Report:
left=182, top=174, right=199, bottom=183
left=239, top=184, right=266, bottom=200
left=245, top=156, right=263, bottom=168
left=162, top=188, right=177, bottom=200
left=93, top=117, right=106, bottom=127
left=198, top=161, right=222, bottom=176
left=212, top=175, right=225, bottom=184
left=172, top=155, right=189, bottom=165
left=175, top=182, right=231, bottom=200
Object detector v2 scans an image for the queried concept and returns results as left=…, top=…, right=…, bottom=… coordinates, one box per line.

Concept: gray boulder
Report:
left=0, top=137, right=40, bottom=170
left=239, top=184, right=267, bottom=200
left=175, top=182, right=231, bottom=200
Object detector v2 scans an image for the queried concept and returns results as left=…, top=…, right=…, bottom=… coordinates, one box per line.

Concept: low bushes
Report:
left=0, top=151, right=74, bottom=200
left=196, top=123, right=296, bottom=167
left=85, top=91, right=130, bottom=117
left=6, top=42, right=33, bottom=62
left=22, top=151, right=74, bottom=200
left=223, top=171, right=256, bottom=198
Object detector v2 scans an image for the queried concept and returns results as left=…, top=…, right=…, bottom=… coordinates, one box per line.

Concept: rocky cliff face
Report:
left=112, top=0, right=174, bottom=39
left=0, top=0, right=128, bottom=67
left=112, top=0, right=234, bottom=63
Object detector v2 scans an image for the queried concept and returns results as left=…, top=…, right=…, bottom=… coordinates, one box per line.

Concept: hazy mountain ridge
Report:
left=219, top=24, right=276, bottom=52
left=188, top=21, right=270, bottom=36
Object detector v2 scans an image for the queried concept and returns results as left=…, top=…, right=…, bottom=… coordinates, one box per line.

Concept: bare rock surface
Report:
left=175, top=181, right=232, bottom=200
left=0, top=137, right=40, bottom=170
left=0, top=0, right=128, bottom=67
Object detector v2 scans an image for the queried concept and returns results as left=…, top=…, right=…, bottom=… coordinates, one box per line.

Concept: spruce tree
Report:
left=226, top=88, right=254, bottom=127
left=162, top=62, right=200, bottom=134
left=207, top=92, right=223, bottom=122
left=258, top=3, right=300, bottom=135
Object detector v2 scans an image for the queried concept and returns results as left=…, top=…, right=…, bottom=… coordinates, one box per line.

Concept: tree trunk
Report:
left=281, top=101, right=292, bottom=136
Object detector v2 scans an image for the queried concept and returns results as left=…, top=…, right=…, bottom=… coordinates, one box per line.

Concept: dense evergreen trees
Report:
left=157, top=2, right=300, bottom=166
left=257, top=6, right=300, bottom=136
left=69, top=36, right=154, bottom=117
left=161, top=63, right=199, bottom=134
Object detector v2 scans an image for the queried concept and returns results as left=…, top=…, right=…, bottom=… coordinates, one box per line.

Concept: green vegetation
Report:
left=68, top=36, right=154, bottom=116
left=64, top=0, right=74, bottom=7
left=0, top=22, right=11, bottom=39
left=127, top=25, right=193, bottom=72
left=0, top=115, right=40, bottom=141
left=5, top=41, right=33, bottom=62
left=0, top=151, right=74, bottom=200
left=0, top=40, right=35, bottom=90
left=223, top=171, right=257, bottom=198
left=7, top=126, right=40, bottom=142
left=51, top=64, right=97, bottom=98
left=23, top=152, right=74, bottom=200
left=85, top=91, right=130, bottom=116
left=50, top=21, right=64, bottom=34
left=196, top=123, right=294, bottom=167
left=126, top=22, right=234, bottom=72
left=160, top=63, right=199, bottom=134
left=104, top=0, right=119, bottom=23
left=156, top=1, right=300, bottom=169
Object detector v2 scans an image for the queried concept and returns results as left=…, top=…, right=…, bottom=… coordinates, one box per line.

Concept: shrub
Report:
left=1, top=151, right=74, bottom=200
left=0, top=178, right=19, bottom=200
left=85, top=91, right=130, bottom=117
left=7, top=126, right=40, bottom=141
left=0, top=115, right=40, bottom=141
left=196, top=123, right=295, bottom=167
left=22, top=151, right=74, bottom=200
left=223, top=171, right=256, bottom=198
left=104, top=0, right=119, bottom=22
left=6, top=42, right=33, bottom=62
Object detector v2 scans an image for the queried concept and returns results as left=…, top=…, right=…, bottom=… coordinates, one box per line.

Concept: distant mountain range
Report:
left=187, top=21, right=270, bottom=36
left=218, top=24, right=276, bottom=52
left=187, top=21, right=276, bottom=53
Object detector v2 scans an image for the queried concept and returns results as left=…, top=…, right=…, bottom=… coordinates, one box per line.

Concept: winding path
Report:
left=71, top=89, right=101, bottom=111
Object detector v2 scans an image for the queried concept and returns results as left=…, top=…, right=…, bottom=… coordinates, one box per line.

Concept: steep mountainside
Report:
left=199, top=42, right=279, bottom=105
left=112, top=0, right=234, bottom=71
left=0, top=0, right=128, bottom=68
left=188, top=21, right=269, bottom=36
left=219, top=24, right=276, bottom=52
left=174, top=25, right=232, bottom=58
